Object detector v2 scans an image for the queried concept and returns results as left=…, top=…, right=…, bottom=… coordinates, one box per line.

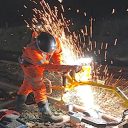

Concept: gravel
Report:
left=0, top=60, right=128, bottom=127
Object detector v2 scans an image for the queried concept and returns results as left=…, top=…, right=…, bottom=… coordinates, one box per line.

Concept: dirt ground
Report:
left=0, top=59, right=128, bottom=128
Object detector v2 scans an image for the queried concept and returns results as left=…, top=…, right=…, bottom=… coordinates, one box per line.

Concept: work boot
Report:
left=37, top=101, right=63, bottom=123
left=15, top=94, right=29, bottom=113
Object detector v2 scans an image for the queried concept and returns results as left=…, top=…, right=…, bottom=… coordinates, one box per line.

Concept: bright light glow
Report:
left=76, top=57, right=93, bottom=65
left=76, top=86, right=94, bottom=109
left=63, top=86, right=95, bottom=110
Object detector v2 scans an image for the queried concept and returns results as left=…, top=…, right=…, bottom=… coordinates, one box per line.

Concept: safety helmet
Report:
left=36, top=32, right=56, bottom=53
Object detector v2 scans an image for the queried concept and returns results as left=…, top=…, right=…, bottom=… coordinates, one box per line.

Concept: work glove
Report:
left=74, top=65, right=82, bottom=73
left=68, top=65, right=82, bottom=78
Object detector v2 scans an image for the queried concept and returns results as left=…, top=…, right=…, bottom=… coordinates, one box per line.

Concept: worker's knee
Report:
left=33, top=87, right=47, bottom=103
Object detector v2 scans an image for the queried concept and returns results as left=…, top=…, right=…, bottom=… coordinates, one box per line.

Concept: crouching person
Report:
left=15, top=32, right=64, bottom=123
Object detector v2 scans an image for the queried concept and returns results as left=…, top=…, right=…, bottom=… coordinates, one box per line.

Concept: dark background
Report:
left=0, top=0, right=128, bottom=26
left=0, top=0, right=128, bottom=66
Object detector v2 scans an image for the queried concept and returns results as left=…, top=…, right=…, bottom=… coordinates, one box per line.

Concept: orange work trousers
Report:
left=17, top=65, right=47, bottom=103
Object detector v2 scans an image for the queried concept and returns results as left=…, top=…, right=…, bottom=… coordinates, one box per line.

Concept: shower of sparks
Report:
left=114, top=38, right=117, bottom=46
left=57, top=0, right=63, bottom=3
left=112, top=9, right=115, bottom=14
left=24, top=5, right=27, bottom=9
left=24, top=0, right=128, bottom=115
left=33, top=0, right=88, bottom=64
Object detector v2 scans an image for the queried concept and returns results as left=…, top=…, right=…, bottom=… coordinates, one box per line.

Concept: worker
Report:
left=15, top=32, right=64, bottom=123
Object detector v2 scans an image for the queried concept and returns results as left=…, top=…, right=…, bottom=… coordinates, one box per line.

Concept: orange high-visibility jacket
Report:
left=21, top=37, right=63, bottom=77
left=18, top=36, right=63, bottom=103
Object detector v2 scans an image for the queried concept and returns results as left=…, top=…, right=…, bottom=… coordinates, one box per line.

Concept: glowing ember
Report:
left=57, top=0, right=63, bottom=3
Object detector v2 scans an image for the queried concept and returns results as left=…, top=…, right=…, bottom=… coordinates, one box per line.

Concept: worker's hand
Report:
left=74, top=65, right=82, bottom=73
left=68, top=65, right=82, bottom=78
